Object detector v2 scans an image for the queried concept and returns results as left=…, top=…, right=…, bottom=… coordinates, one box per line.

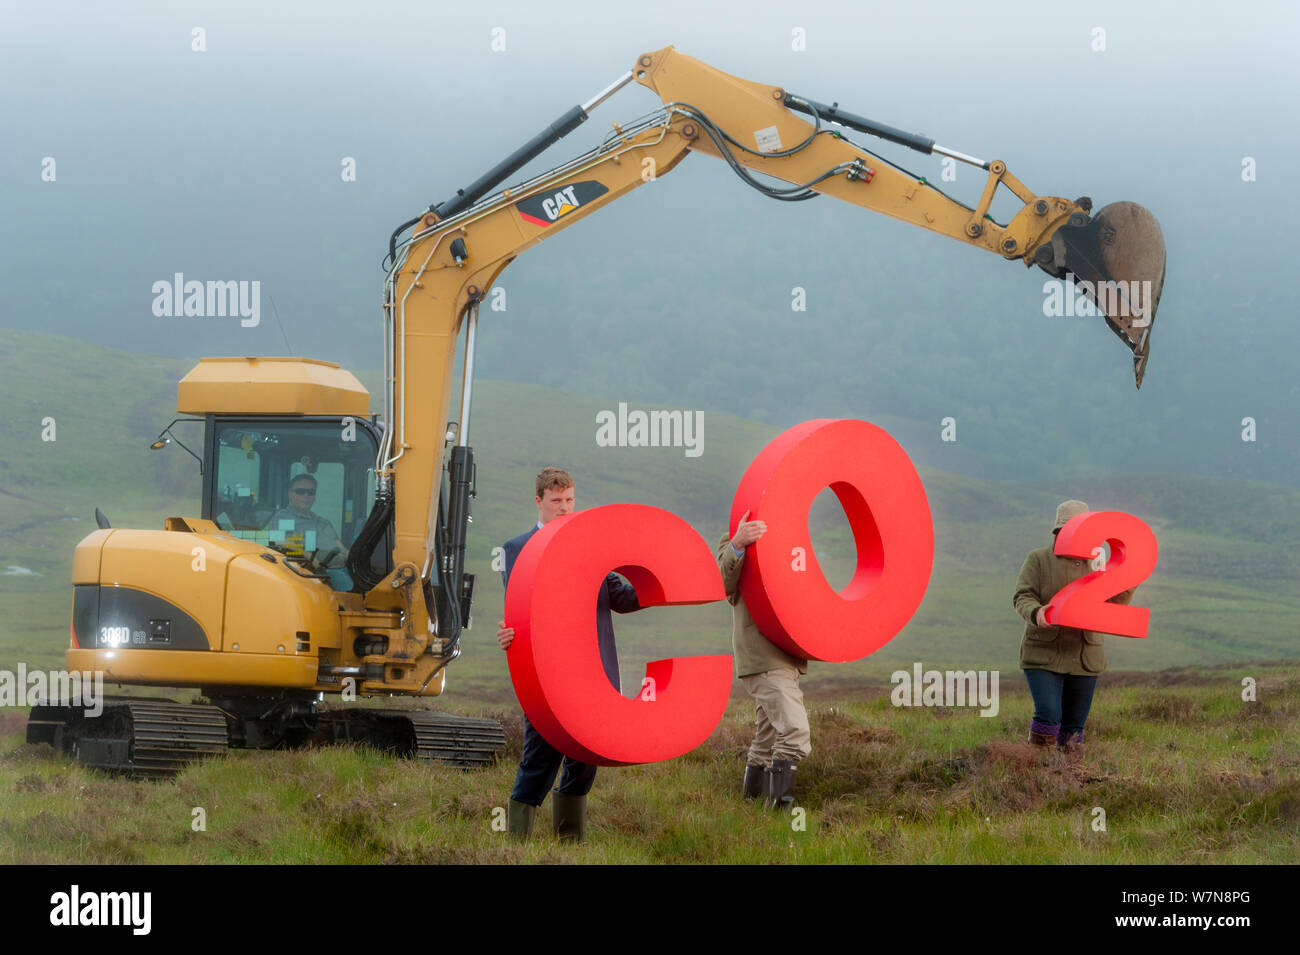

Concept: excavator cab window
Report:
left=203, top=417, right=385, bottom=589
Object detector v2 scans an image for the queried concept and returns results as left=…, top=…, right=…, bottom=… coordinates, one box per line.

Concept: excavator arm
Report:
left=353, top=45, right=1167, bottom=686
left=627, top=46, right=1164, bottom=373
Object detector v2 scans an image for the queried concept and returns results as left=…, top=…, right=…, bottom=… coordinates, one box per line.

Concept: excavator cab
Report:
left=204, top=417, right=383, bottom=591
left=178, top=356, right=392, bottom=592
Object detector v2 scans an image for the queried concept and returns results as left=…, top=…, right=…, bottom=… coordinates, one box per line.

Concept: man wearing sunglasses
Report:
left=268, top=473, right=348, bottom=574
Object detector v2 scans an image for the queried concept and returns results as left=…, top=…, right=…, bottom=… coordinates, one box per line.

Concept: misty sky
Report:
left=2, top=0, right=1297, bottom=487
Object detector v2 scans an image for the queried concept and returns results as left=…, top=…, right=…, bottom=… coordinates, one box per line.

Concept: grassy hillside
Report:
left=1, top=328, right=1298, bottom=702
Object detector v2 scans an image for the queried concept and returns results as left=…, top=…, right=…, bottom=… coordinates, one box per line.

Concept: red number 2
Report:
left=1045, top=511, right=1158, bottom=638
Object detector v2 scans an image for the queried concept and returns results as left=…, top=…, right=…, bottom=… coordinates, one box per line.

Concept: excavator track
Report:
left=118, top=701, right=229, bottom=778
left=407, top=710, right=506, bottom=767
left=28, top=698, right=229, bottom=779
left=28, top=699, right=504, bottom=776
left=320, top=708, right=506, bottom=768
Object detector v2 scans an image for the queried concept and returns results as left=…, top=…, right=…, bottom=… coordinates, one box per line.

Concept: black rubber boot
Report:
left=743, top=763, right=769, bottom=800
left=552, top=792, right=587, bottom=842
left=767, top=758, right=798, bottom=811
left=507, top=799, right=536, bottom=840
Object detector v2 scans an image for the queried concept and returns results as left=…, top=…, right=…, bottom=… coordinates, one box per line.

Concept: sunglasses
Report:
left=290, top=488, right=316, bottom=497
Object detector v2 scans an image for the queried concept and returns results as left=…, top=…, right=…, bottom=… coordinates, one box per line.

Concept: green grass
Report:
left=1, top=662, right=1295, bottom=864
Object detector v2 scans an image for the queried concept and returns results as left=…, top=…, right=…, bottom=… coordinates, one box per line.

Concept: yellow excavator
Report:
left=28, top=46, right=1166, bottom=776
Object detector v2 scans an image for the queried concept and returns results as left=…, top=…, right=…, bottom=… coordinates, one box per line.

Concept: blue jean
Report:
left=1023, top=668, right=1098, bottom=735
left=509, top=716, right=597, bottom=807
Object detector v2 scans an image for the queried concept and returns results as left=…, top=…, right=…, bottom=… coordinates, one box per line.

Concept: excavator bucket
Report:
left=1039, top=202, right=1167, bottom=388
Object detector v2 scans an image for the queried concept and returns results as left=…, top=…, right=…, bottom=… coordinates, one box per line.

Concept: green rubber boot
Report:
left=552, top=792, right=587, bottom=842
left=767, top=759, right=798, bottom=811
left=507, top=799, right=536, bottom=840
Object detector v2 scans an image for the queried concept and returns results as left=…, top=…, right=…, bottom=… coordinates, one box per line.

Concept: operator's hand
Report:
left=1035, top=606, right=1051, bottom=627
left=497, top=621, right=515, bottom=651
left=730, top=510, right=767, bottom=551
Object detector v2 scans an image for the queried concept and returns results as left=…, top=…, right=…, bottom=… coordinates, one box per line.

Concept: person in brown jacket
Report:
left=717, top=512, right=811, bottom=809
left=1012, top=500, right=1137, bottom=752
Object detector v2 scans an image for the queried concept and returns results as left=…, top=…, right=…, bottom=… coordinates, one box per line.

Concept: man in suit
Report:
left=497, top=467, right=640, bottom=841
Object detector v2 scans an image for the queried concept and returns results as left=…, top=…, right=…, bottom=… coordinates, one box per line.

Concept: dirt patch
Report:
left=1241, top=781, right=1300, bottom=826
left=979, top=739, right=1045, bottom=770
left=14, top=773, right=48, bottom=794
left=1123, top=694, right=1200, bottom=723
left=383, top=842, right=525, bottom=865
left=600, top=790, right=660, bottom=838
left=443, top=789, right=499, bottom=821
left=1, top=742, right=55, bottom=764
left=696, top=719, right=753, bottom=759
left=0, top=712, right=29, bottom=735
left=803, top=684, right=891, bottom=703
left=1103, top=662, right=1297, bottom=689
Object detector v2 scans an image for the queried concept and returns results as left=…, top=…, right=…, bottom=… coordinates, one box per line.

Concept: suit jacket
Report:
left=503, top=526, right=639, bottom=692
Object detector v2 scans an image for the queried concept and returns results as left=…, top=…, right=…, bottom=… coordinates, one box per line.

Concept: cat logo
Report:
left=543, top=186, right=579, bottom=221
left=516, top=180, right=609, bottom=227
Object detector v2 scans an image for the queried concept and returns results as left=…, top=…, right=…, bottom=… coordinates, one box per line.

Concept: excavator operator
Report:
left=267, top=473, right=352, bottom=589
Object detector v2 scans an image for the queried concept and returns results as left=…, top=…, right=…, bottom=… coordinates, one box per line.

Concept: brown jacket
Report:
left=1012, top=542, right=1137, bottom=675
left=716, top=532, right=808, bottom=679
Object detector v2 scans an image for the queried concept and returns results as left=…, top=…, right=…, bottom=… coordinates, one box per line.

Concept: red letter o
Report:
left=731, top=419, right=934, bottom=662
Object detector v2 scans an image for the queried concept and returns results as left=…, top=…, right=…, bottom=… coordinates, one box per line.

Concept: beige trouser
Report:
left=740, top=664, right=812, bottom=765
